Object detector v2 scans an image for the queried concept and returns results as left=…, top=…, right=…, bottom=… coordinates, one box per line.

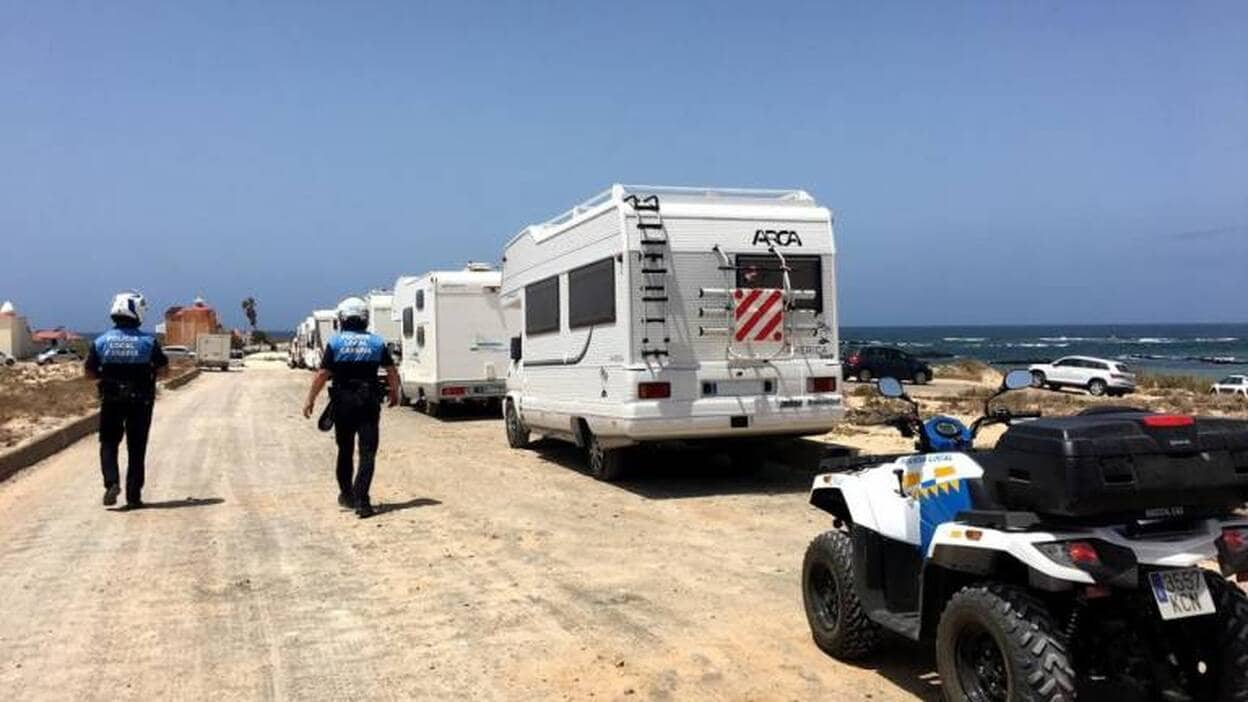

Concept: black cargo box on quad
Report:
left=978, top=411, right=1248, bottom=518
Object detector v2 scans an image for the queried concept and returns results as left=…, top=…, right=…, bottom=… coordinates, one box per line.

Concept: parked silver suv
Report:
left=1029, top=355, right=1137, bottom=396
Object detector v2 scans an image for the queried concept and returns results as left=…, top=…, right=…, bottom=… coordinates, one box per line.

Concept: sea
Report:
left=840, top=323, right=1248, bottom=379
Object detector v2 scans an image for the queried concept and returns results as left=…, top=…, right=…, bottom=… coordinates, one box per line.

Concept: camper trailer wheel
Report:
left=936, top=584, right=1074, bottom=702
left=504, top=400, right=529, bottom=449
left=586, top=432, right=625, bottom=482
left=801, top=530, right=881, bottom=660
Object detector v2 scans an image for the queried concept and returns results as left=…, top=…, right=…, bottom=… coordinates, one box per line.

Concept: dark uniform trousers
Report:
left=99, top=399, right=155, bottom=498
left=333, top=400, right=379, bottom=503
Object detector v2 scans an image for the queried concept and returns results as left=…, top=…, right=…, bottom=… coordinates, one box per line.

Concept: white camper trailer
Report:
left=365, top=291, right=400, bottom=353
left=305, top=309, right=338, bottom=370
left=500, top=184, right=844, bottom=480
left=392, top=264, right=515, bottom=416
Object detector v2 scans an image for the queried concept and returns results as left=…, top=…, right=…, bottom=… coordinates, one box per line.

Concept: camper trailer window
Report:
left=402, top=307, right=414, bottom=338
left=735, top=255, right=822, bottom=311
left=416, top=290, right=425, bottom=311
left=568, top=258, right=616, bottom=329
left=417, top=325, right=426, bottom=347
left=525, top=276, right=560, bottom=335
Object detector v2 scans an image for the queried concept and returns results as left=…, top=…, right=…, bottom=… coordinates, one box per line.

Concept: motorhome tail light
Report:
left=807, top=377, right=837, bottom=394
left=440, top=386, right=466, bottom=397
left=1143, top=415, right=1194, bottom=428
left=637, top=382, right=671, bottom=400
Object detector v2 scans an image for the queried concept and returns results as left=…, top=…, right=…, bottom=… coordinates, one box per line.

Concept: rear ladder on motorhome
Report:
left=625, top=194, right=671, bottom=364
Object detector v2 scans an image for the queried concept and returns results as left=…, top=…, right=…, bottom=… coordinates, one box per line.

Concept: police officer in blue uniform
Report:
left=303, top=297, right=399, bottom=518
left=84, top=291, right=169, bottom=508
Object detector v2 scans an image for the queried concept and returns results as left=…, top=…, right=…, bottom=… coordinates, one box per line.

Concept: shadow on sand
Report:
left=109, top=497, right=226, bottom=512
left=373, top=497, right=441, bottom=516
left=407, top=402, right=501, bottom=423
left=529, top=437, right=858, bottom=500
left=851, top=639, right=944, bottom=700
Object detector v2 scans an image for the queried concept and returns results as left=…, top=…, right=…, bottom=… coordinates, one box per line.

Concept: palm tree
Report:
left=241, top=297, right=258, bottom=335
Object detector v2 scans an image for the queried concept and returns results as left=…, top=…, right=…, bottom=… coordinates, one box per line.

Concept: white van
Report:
left=391, top=264, right=516, bottom=416
left=500, top=184, right=844, bottom=480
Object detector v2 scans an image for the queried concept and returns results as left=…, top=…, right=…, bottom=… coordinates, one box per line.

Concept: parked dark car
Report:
left=844, top=346, right=932, bottom=384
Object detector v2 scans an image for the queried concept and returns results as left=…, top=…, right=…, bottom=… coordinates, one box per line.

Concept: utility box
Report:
left=195, top=334, right=232, bottom=371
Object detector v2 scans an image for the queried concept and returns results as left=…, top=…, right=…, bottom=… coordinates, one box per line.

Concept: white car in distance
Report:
left=1029, top=355, right=1137, bottom=397
left=1211, top=375, right=1248, bottom=397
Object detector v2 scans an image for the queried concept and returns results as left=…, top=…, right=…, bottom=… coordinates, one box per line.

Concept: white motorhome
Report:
left=365, top=291, right=400, bottom=353
left=289, top=316, right=314, bottom=368
left=305, top=309, right=338, bottom=370
left=391, top=264, right=515, bottom=416
left=500, top=184, right=843, bottom=480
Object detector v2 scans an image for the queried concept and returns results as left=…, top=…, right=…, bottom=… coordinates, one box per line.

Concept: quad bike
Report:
left=802, top=370, right=1248, bottom=701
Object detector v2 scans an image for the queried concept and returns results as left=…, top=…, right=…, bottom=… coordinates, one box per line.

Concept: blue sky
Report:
left=2, top=1, right=1245, bottom=330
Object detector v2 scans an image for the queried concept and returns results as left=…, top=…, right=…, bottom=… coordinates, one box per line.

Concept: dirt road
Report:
left=0, top=365, right=938, bottom=701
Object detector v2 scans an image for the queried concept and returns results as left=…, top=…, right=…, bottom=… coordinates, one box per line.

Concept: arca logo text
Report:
left=752, top=229, right=803, bottom=247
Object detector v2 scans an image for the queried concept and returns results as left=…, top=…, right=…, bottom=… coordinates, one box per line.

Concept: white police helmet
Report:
left=109, top=291, right=148, bottom=323
left=336, top=296, right=369, bottom=325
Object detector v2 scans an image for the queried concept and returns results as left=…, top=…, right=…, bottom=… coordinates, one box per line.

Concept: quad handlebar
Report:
left=875, top=369, right=1038, bottom=452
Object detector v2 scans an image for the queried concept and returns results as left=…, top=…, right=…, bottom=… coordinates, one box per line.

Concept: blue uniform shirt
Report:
left=323, top=330, right=393, bottom=382
left=85, top=326, right=168, bottom=398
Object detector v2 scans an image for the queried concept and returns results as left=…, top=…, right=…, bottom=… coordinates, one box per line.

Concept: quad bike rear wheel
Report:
left=801, top=530, right=882, bottom=660
left=936, top=583, right=1074, bottom=702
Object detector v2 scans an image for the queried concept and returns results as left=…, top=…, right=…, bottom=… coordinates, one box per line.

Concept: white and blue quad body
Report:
left=802, top=374, right=1248, bottom=702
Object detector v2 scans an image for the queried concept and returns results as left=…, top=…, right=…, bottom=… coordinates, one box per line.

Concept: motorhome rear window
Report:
left=402, top=307, right=414, bottom=338
left=735, top=255, right=822, bottom=311
left=525, top=276, right=560, bottom=335
left=568, top=258, right=616, bottom=329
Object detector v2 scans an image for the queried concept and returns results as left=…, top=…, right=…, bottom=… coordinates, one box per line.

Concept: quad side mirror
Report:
left=877, top=376, right=905, bottom=398
left=1002, top=369, right=1033, bottom=391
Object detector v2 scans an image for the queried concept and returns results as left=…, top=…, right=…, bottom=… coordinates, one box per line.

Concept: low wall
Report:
left=0, top=367, right=202, bottom=483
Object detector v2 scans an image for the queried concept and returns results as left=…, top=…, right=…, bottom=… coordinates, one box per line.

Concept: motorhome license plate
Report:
left=1149, top=569, right=1215, bottom=620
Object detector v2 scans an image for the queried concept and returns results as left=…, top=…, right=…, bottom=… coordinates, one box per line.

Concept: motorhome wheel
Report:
left=801, top=530, right=881, bottom=660
left=504, top=400, right=530, bottom=449
left=586, top=432, right=625, bottom=482
left=935, top=584, right=1074, bottom=702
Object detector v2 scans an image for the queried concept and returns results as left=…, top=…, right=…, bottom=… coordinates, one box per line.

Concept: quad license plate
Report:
left=1149, top=568, right=1215, bottom=621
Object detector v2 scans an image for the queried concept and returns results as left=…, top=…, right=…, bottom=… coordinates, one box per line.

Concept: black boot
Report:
left=355, top=499, right=375, bottom=519
left=337, top=492, right=356, bottom=509
left=103, top=484, right=121, bottom=506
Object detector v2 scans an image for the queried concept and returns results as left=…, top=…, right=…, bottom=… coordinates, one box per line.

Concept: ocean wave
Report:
left=943, top=337, right=987, bottom=342
left=1194, top=337, right=1240, bottom=343
left=1004, top=342, right=1070, bottom=348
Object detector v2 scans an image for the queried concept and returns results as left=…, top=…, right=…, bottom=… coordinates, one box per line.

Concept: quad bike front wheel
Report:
left=936, top=583, right=1075, bottom=702
left=801, top=530, right=882, bottom=660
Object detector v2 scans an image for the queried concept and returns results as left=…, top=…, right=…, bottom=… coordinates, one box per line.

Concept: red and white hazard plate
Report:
left=731, top=288, right=786, bottom=352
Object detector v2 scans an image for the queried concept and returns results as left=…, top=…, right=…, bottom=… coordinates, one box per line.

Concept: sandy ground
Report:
left=0, top=365, right=942, bottom=701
